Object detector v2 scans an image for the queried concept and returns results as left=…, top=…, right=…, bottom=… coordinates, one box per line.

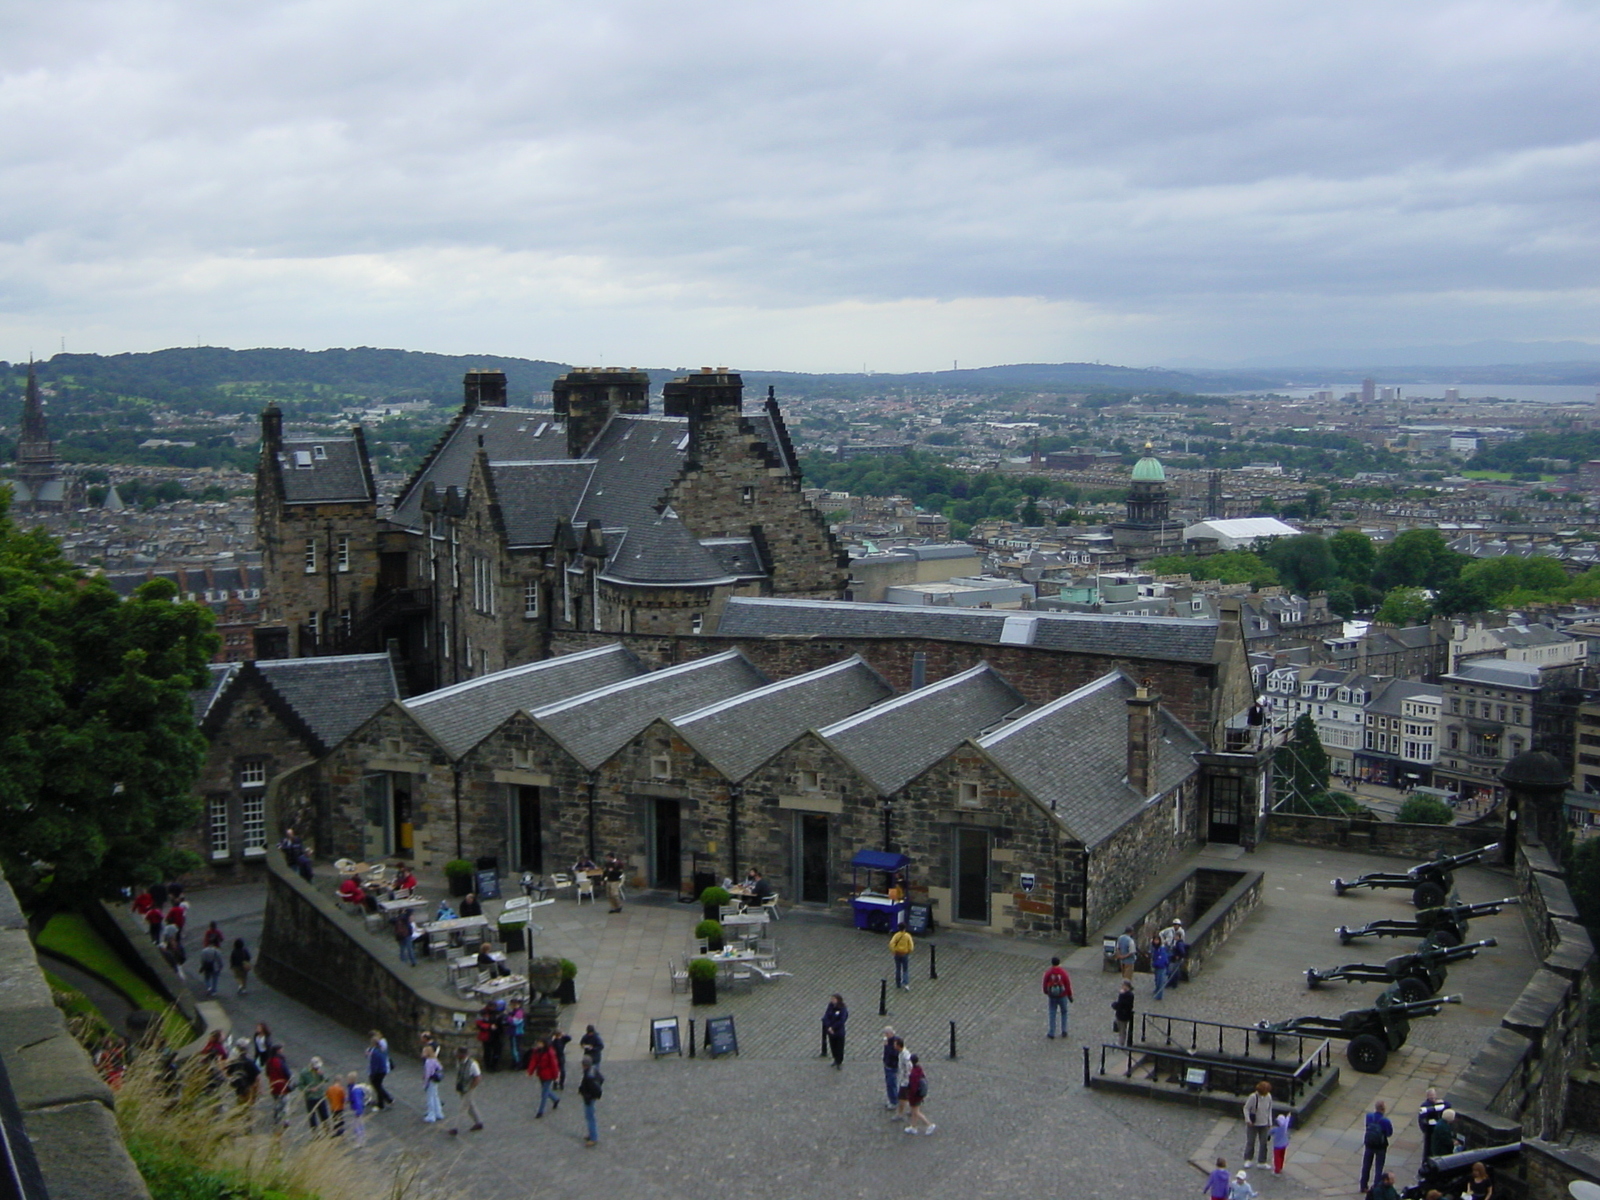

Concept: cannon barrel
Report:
left=1414, top=1141, right=1521, bottom=1189
left=1449, top=897, right=1520, bottom=917
left=1377, top=992, right=1461, bottom=1017
left=1391, top=937, right=1497, bottom=971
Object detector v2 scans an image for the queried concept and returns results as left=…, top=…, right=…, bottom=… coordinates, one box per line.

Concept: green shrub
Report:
left=698, top=885, right=732, bottom=907
left=443, top=859, right=474, bottom=879
left=687, top=957, right=719, bottom=981
left=694, top=919, right=723, bottom=941
left=1397, top=796, right=1455, bottom=826
left=558, top=958, right=578, bottom=980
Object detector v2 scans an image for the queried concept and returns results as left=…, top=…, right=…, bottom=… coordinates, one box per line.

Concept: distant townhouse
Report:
left=1434, top=660, right=1540, bottom=806
left=1355, top=678, right=1442, bottom=789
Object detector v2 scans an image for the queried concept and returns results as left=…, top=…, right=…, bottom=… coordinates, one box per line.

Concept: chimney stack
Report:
left=552, top=368, right=651, bottom=458
left=1127, top=683, right=1160, bottom=797
left=463, top=369, right=508, bottom=411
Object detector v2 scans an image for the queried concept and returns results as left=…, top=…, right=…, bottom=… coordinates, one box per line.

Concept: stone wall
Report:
left=0, top=876, right=149, bottom=1200
left=1085, top=776, right=1202, bottom=935
left=1103, top=864, right=1262, bottom=979
left=1264, top=812, right=1501, bottom=860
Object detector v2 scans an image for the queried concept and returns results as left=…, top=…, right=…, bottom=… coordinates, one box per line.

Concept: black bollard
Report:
left=949, top=1019, right=957, bottom=1059
left=930, top=944, right=938, bottom=981
left=688, top=1018, right=695, bottom=1058
left=879, top=978, right=888, bottom=1016
left=1082, top=1045, right=1089, bottom=1087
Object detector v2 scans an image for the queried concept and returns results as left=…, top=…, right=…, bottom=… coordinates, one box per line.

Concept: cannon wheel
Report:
left=1413, top=881, right=1447, bottom=909
left=1347, top=1034, right=1389, bottom=1073
left=1429, top=927, right=1461, bottom=949
left=1395, top=975, right=1432, bottom=1003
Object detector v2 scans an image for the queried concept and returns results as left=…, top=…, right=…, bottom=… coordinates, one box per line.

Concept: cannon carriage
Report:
left=1306, top=937, right=1496, bottom=1001
left=1331, top=843, right=1501, bottom=909
left=1256, top=984, right=1461, bottom=1073
left=1335, top=896, right=1517, bottom=947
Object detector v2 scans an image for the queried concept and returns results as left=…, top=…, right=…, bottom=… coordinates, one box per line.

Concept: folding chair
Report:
left=668, top=958, right=689, bottom=994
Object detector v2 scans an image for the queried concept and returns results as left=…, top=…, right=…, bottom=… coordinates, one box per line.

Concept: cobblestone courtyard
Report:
left=178, top=839, right=1537, bottom=1200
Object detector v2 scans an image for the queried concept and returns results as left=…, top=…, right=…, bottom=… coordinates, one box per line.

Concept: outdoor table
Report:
left=449, top=951, right=506, bottom=985
left=377, top=896, right=426, bottom=915
left=470, top=973, right=528, bottom=1000
left=418, top=915, right=489, bottom=947
left=720, top=912, right=768, bottom=929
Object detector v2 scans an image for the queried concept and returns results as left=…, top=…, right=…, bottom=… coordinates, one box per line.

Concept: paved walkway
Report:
left=154, top=838, right=1537, bottom=1200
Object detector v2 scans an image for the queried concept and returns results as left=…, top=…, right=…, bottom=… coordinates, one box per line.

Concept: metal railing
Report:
left=0, top=1049, right=50, bottom=1200
left=1085, top=1014, right=1334, bottom=1105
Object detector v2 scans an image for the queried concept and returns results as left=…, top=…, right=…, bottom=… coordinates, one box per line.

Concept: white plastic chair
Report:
left=575, top=876, right=595, bottom=905
left=760, top=893, right=781, bottom=921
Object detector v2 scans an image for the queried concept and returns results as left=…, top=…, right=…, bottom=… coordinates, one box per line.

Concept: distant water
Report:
left=1223, top=384, right=1600, bottom=404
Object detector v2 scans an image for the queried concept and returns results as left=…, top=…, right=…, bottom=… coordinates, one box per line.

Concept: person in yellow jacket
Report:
left=889, top=926, right=914, bottom=990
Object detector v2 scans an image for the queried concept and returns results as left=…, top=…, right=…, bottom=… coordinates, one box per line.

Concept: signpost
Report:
left=475, top=868, right=501, bottom=901
left=704, top=1015, right=739, bottom=1058
left=651, top=1017, right=682, bottom=1057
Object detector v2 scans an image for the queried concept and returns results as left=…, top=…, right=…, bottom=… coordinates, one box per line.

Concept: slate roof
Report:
left=701, top=538, right=766, bottom=579
left=980, top=672, right=1203, bottom=847
left=490, top=461, right=595, bottom=547
left=390, top=407, right=567, bottom=532
left=532, top=650, right=769, bottom=770
left=276, top=436, right=373, bottom=504
left=1365, top=677, right=1442, bottom=717
left=195, top=663, right=236, bottom=723
left=1448, top=659, right=1543, bottom=688
left=819, top=664, right=1028, bottom=794
left=405, top=644, right=646, bottom=759
left=255, top=653, right=402, bottom=751
left=672, top=657, right=895, bottom=780
left=716, top=597, right=1219, bottom=663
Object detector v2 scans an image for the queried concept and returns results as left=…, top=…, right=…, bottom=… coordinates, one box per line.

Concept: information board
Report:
left=906, top=903, right=932, bottom=936
left=475, top=869, right=501, bottom=901
left=651, top=1016, right=682, bottom=1057
left=704, top=1015, right=739, bottom=1058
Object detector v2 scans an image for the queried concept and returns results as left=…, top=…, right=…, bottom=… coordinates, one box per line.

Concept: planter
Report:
left=690, top=975, right=718, bottom=1006
left=499, top=923, right=526, bottom=954
left=703, top=903, right=720, bottom=923
left=448, top=873, right=472, bottom=897
left=556, top=978, right=577, bottom=1005
left=527, top=955, right=563, bottom=999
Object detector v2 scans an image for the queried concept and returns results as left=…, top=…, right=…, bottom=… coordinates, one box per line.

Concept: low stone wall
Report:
left=1520, top=1140, right=1600, bottom=1198
left=1264, top=812, right=1501, bottom=860
left=94, top=900, right=203, bottom=1040
left=0, top=878, right=149, bottom=1200
left=1105, top=864, right=1262, bottom=979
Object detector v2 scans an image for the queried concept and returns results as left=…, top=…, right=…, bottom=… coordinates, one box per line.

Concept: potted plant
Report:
left=694, top=918, right=725, bottom=953
left=498, top=918, right=527, bottom=954
left=444, top=859, right=475, bottom=897
left=699, top=885, right=732, bottom=923
left=556, top=958, right=578, bottom=1004
left=688, top=956, right=719, bottom=1006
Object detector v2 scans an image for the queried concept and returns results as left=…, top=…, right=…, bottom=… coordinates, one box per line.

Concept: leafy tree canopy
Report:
left=1328, top=530, right=1376, bottom=587
left=1263, top=534, right=1338, bottom=595
left=1376, top=586, right=1433, bottom=627
left=1274, top=713, right=1330, bottom=809
left=1146, top=550, right=1278, bottom=588
left=1396, top=796, right=1454, bottom=826
left=0, top=498, right=217, bottom=910
left=1372, top=529, right=1464, bottom=592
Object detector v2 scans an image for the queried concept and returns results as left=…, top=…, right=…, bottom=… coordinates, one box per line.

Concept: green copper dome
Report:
left=1131, top=444, right=1165, bottom=482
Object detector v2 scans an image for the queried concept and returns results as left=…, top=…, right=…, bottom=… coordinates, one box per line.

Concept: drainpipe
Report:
left=881, top=796, right=893, bottom=852
left=586, top=770, right=599, bottom=859
left=453, top=763, right=463, bottom=860
left=728, top=784, right=742, bottom=881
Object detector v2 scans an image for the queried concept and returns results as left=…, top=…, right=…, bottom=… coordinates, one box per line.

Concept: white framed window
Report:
left=741, top=485, right=755, bottom=503
left=441, top=621, right=450, bottom=658
left=303, top=538, right=317, bottom=574
left=691, top=613, right=704, bottom=634
left=208, top=797, right=229, bottom=859
left=239, top=760, right=266, bottom=788
left=336, top=534, right=351, bottom=573
left=651, top=755, right=671, bottom=780
left=524, top=579, right=539, bottom=619
left=312, top=444, right=327, bottom=460
left=799, top=769, right=821, bottom=792
left=240, top=793, right=266, bottom=855
left=958, top=781, right=981, bottom=807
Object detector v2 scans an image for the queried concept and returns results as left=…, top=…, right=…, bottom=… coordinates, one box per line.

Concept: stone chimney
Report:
left=1127, top=683, right=1160, bottom=797
left=261, top=403, right=283, bottom=452
left=662, top=367, right=743, bottom=464
left=463, top=369, right=508, bottom=411
left=552, top=368, right=651, bottom=458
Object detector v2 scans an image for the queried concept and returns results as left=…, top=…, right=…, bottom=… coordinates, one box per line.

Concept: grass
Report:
left=37, top=912, right=194, bottom=1045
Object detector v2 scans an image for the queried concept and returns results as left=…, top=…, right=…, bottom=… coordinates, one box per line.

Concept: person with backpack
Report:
left=1359, top=1099, right=1393, bottom=1194
left=1242, top=1080, right=1274, bottom=1167
left=1112, top=980, right=1136, bottom=1046
left=1042, top=956, right=1074, bottom=1039
left=903, top=1054, right=934, bottom=1136
left=578, top=1055, right=604, bottom=1147
left=880, top=1027, right=901, bottom=1110
left=888, top=925, right=914, bottom=991
left=263, top=1045, right=292, bottom=1127
left=198, top=941, right=224, bottom=996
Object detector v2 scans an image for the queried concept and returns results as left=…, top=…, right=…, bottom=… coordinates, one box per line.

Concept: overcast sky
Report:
left=2, top=1, right=1598, bottom=373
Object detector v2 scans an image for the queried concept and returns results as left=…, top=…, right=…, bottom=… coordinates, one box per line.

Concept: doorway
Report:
left=511, top=785, right=544, bottom=874
left=797, top=813, right=830, bottom=904
left=953, top=827, right=990, bottom=923
left=361, top=773, right=393, bottom=859
left=650, top=799, right=681, bottom=892
left=1207, top=775, right=1243, bottom=845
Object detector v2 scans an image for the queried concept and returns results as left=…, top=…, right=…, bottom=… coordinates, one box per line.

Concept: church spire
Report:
left=21, top=360, right=48, bottom=443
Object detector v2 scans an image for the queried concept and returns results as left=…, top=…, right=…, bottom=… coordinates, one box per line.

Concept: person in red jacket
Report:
left=526, top=1037, right=561, bottom=1118
left=1043, top=956, right=1074, bottom=1040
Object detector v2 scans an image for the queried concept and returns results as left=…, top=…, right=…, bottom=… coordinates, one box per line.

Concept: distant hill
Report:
left=1177, top=340, right=1600, bottom=379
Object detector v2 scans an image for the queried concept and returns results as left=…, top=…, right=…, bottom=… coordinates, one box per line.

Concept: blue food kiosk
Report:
left=849, top=849, right=911, bottom=932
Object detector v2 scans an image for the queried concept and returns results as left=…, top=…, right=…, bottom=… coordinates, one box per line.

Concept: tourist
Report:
left=160, top=929, right=187, bottom=980
left=295, top=850, right=315, bottom=883
left=822, top=994, right=848, bottom=1068
left=251, top=1021, right=272, bottom=1066
left=880, top=1027, right=900, bottom=1110
left=225, top=1039, right=260, bottom=1106
left=1429, top=1109, right=1459, bottom=1158
left=888, top=923, right=914, bottom=991
left=1042, top=955, right=1073, bottom=1039
left=390, top=864, right=417, bottom=894
left=143, top=903, right=163, bottom=944
left=475, top=1003, right=503, bottom=1071
left=1170, top=927, right=1190, bottom=988
left=578, top=1056, right=603, bottom=1147
left=1465, top=1160, right=1494, bottom=1200
left=1365, top=1171, right=1401, bottom=1200
left=1271, top=1112, right=1292, bottom=1175
left=891, top=1036, right=913, bottom=1121
left=263, top=1045, right=292, bottom=1126
left=506, top=1004, right=526, bottom=1070
left=165, top=902, right=187, bottom=944
left=476, top=940, right=510, bottom=977
left=197, top=940, right=224, bottom=996
left=1150, top=937, right=1170, bottom=1001
left=324, top=1071, right=347, bottom=1137
left=298, top=1056, right=330, bottom=1131
left=395, top=909, right=418, bottom=966
left=1206, top=1159, right=1231, bottom=1200
left=201, top=920, right=225, bottom=950
left=579, top=1025, right=604, bottom=1067
left=603, top=854, right=625, bottom=912
left=346, top=1073, right=369, bottom=1147
left=551, top=1027, right=571, bottom=1089
left=230, top=937, right=252, bottom=995
left=278, top=828, right=303, bottom=868
left=200, top=1029, right=227, bottom=1062
left=903, top=1054, right=934, bottom=1135
left=447, top=1047, right=484, bottom=1135
left=527, top=1036, right=561, bottom=1118
left=421, top=1044, right=445, bottom=1123
left=459, top=892, right=483, bottom=919
left=338, top=875, right=366, bottom=909
left=1417, top=1086, right=1447, bottom=1141
left=1228, top=1169, right=1257, bottom=1200
left=1112, top=980, right=1135, bottom=1046
left=1360, top=1099, right=1393, bottom=1193
left=1242, top=1080, right=1274, bottom=1168
left=367, top=1030, right=394, bottom=1110
left=1114, top=925, right=1137, bottom=980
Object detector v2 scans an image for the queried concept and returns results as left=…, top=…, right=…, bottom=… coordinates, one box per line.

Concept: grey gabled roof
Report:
left=979, top=672, right=1203, bottom=847
left=490, top=461, right=595, bottom=547
left=195, top=663, right=237, bottom=723
left=406, top=644, right=647, bottom=759
left=391, top=407, right=566, bottom=532
left=276, top=436, right=372, bottom=504
left=672, top=656, right=895, bottom=781
left=1448, top=659, right=1543, bottom=688
left=715, top=597, right=1219, bottom=663
left=819, top=663, right=1027, bottom=794
left=533, top=650, right=769, bottom=770
left=255, top=653, right=402, bottom=751
left=1365, top=677, right=1442, bottom=716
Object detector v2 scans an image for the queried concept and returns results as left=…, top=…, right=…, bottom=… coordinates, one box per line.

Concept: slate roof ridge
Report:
left=197, top=663, right=240, bottom=723
left=405, top=643, right=634, bottom=712
left=818, top=662, right=998, bottom=737
left=978, top=670, right=1128, bottom=748
left=489, top=456, right=597, bottom=468
left=725, top=595, right=1218, bottom=629
left=673, top=656, right=875, bottom=724
left=258, top=651, right=394, bottom=671
left=530, top=649, right=750, bottom=719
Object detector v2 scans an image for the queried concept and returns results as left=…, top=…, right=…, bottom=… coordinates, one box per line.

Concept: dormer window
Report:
left=312, top=445, right=327, bottom=460
left=293, top=450, right=313, bottom=468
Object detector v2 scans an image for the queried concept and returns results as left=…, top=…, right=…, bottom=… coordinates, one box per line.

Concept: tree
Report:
left=1274, top=714, right=1330, bottom=808
left=0, top=500, right=217, bottom=910
left=1329, top=530, right=1376, bottom=587
left=1432, top=574, right=1493, bottom=617
left=1459, top=555, right=1567, bottom=602
left=1376, top=586, right=1433, bottom=627
left=1396, top=796, right=1454, bottom=826
left=1372, top=529, right=1462, bottom=591
left=1263, top=534, right=1337, bottom=595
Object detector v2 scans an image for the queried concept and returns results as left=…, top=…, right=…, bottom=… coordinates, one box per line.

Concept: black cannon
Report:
left=1306, top=937, right=1496, bottom=1001
left=1336, top=896, right=1518, bottom=947
left=1401, top=1142, right=1521, bottom=1199
left=1332, top=842, right=1501, bottom=909
left=1256, top=984, right=1461, bottom=1073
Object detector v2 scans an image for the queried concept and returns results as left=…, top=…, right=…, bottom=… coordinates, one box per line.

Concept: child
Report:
left=1205, top=1158, right=1230, bottom=1200
left=1228, top=1169, right=1257, bottom=1200
left=1272, top=1112, right=1292, bottom=1174
left=346, top=1073, right=368, bottom=1147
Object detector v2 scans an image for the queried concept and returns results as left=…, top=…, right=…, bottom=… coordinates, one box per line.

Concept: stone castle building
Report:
left=254, top=368, right=849, bottom=691
left=1110, top=444, right=1185, bottom=559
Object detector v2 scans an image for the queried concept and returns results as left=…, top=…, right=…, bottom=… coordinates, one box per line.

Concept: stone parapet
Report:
left=1264, top=812, right=1500, bottom=860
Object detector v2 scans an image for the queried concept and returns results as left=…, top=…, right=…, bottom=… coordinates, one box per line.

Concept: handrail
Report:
left=1096, top=1023, right=1334, bottom=1104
